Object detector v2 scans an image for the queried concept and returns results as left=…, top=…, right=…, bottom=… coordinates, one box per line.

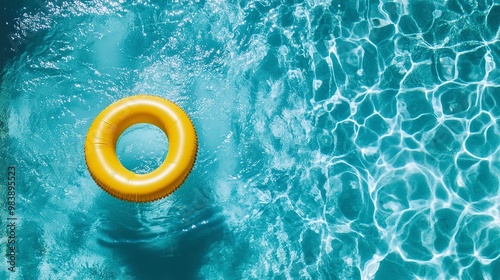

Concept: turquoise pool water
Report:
left=1, top=0, right=500, bottom=279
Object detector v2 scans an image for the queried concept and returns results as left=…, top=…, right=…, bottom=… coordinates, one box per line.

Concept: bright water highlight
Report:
left=1, top=0, right=500, bottom=279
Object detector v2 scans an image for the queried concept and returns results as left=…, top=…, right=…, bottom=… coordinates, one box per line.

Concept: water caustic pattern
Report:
left=0, top=0, right=499, bottom=279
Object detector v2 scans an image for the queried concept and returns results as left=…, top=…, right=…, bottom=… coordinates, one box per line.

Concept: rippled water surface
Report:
left=1, top=0, right=500, bottom=279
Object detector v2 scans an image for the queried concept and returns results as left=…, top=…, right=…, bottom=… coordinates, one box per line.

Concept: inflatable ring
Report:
left=84, top=95, right=197, bottom=202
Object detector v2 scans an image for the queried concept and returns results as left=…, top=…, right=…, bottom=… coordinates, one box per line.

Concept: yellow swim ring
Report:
left=84, top=95, right=197, bottom=202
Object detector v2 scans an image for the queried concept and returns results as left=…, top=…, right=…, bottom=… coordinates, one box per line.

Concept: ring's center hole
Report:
left=116, top=123, right=168, bottom=174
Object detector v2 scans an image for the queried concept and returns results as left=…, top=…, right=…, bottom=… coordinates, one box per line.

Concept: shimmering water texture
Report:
left=1, top=0, right=500, bottom=279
